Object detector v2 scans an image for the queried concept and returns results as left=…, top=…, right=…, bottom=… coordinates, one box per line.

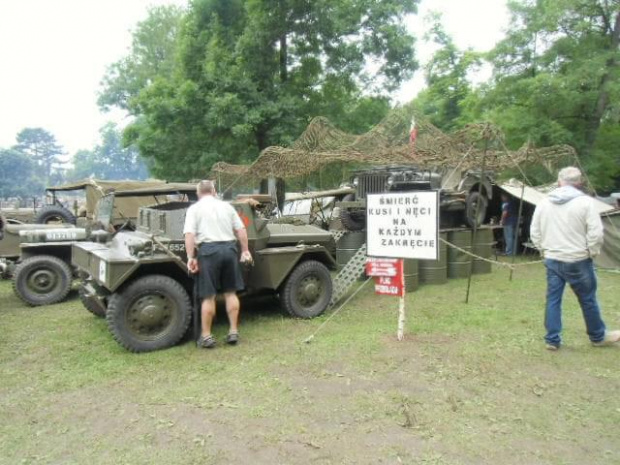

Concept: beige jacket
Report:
left=530, top=186, right=604, bottom=262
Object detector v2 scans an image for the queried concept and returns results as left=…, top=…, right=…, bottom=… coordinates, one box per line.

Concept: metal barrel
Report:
left=419, top=232, right=448, bottom=284
left=472, top=228, right=494, bottom=274
left=403, top=258, right=419, bottom=292
left=336, top=231, right=366, bottom=266
left=447, top=229, right=473, bottom=279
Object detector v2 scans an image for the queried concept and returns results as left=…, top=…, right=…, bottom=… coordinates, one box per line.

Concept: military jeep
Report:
left=339, top=166, right=494, bottom=230
left=7, top=182, right=194, bottom=306
left=72, top=186, right=337, bottom=353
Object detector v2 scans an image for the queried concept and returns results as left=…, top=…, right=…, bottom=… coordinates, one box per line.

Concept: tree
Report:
left=115, top=0, right=418, bottom=180
left=0, top=149, right=44, bottom=198
left=98, top=5, right=185, bottom=112
left=69, top=123, right=150, bottom=181
left=13, top=128, right=64, bottom=181
left=413, top=15, right=482, bottom=131
left=480, top=0, right=620, bottom=190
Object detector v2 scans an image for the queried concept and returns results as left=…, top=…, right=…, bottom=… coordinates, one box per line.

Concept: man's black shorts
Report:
left=197, top=241, right=245, bottom=299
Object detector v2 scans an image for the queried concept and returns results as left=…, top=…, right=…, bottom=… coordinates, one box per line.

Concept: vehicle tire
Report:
left=13, top=255, right=73, bottom=306
left=339, top=194, right=366, bottom=231
left=106, top=275, right=192, bottom=353
left=280, top=260, right=333, bottom=319
left=34, top=205, right=77, bottom=225
left=464, top=192, right=488, bottom=228
left=79, top=283, right=106, bottom=318
left=0, top=214, right=5, bottom=240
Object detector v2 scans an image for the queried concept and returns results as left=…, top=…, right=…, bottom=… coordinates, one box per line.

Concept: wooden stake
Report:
left=397, top=259, right=406, bottom=341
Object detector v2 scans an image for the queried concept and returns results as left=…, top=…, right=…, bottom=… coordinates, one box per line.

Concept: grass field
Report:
left=0, top=260, right=619, bottom=465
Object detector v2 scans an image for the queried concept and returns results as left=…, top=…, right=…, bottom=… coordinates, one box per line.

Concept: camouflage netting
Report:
left=210, top=105, right=579, bottom=192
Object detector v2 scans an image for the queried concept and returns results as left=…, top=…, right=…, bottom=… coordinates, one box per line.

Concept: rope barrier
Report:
left=438, top=237, right=544, bottom=270
left=303, top=278, right=371, bottom=343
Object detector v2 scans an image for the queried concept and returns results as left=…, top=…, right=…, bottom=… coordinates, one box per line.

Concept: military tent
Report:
left=499, top=180, right=619, bottom=270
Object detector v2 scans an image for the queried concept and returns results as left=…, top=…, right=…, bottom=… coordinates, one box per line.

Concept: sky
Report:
left=0, top=0, right=509, bottom=158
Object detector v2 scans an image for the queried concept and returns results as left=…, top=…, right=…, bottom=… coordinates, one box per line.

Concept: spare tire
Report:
left=464, top=192, right=488, bottom=228
left=339, top=194, right=366, bottom=231
left=34, top=205, right=77, bottom=225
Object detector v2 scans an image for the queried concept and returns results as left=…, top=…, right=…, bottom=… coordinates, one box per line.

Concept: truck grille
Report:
left=159, top=213, right=166, bottom=234
left=356, top=174, right=389, bottom=199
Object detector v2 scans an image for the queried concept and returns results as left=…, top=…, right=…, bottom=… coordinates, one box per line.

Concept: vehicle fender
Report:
left=20, top=243, right=73, bottom=262
left=247, top=245, right=336, bottom=291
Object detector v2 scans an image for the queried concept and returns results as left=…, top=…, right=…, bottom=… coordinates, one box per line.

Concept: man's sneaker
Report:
left=545, top=343, right=560, bottom=351
left=197, top=335, right=216, bottom=349
left=591, top=330, right=620, bottom=347
left=226, top=332, right=239, bottom=345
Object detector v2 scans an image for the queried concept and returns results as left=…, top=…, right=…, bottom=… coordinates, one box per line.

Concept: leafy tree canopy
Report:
left=415, top=0, right=620, bottom=191
left=481, top=0, right=620, bottom=189
left=68, top=123, right=149, bottom=181
left=13, top=127, right=64, bottom=181
left=98, top=5, right=185, bottom=112
left=0, top=148, right=44, bottom=198
left=103, top=0, right=418, bottom=180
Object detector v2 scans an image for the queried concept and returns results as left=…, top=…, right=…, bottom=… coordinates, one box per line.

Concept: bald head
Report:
left=196, top=180, right=216, bottom=198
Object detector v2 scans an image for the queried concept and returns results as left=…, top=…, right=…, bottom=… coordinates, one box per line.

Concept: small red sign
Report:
left=366, top=258, right=399, bottom=277
left=366, top=258, right=404, bottom=297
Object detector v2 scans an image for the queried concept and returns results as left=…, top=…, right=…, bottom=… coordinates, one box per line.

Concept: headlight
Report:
left=353, top=177, right=359, bottom=187
left=387, top=176, right=395, bottom=186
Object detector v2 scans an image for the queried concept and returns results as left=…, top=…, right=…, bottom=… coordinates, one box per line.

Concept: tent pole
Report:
left=465, top=136, right=489, bottom=304
left=509, top=146, right=530, bottom=281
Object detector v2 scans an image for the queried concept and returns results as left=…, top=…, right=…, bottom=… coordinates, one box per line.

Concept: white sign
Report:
left=366, top=191, right=439, bottom=260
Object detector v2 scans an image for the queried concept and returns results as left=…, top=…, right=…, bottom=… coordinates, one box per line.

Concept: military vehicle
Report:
left=0, top=179, right=168, bottom=225
left=339, top=166, right=494, bottom=230
left=72, top=185, right=337, bottom=353
left=7, top=182, right=191, bottom=306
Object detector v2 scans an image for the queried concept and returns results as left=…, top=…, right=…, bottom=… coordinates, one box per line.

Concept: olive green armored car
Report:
left=72, top=185, right=337, bottom=353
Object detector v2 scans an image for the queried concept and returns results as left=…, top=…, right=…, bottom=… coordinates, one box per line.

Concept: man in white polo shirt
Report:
left=184, top=180, right=252, bottom=348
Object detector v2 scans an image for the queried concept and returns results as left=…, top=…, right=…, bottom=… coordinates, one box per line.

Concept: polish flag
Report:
left=409, top=117, right=418, bottom=151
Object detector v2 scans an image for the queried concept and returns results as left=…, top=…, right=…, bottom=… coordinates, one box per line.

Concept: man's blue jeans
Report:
left=503, top=224, right=516, bottom=255
left=544, top=258, right=606, bottom=347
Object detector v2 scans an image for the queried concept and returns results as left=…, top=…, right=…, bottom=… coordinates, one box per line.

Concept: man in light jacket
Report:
left=530, top=166, right=619, bottom=350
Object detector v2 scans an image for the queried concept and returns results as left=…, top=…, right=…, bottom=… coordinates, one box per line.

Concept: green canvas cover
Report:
left=48, top=179, right=168, bottom=220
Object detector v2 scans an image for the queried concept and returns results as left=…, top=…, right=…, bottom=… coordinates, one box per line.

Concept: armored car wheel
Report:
left=13, top=255, right=73, bottom=306
left=106, top=275, right=192, bottom=353
left=464, top=192, right=488, bottom=228
left=34, top=205, right=77, bottom=225
left=280, top=260, right=333, bottom=319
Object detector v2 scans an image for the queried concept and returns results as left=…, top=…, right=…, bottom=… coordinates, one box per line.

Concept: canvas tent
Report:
left=596, top=210, right=620, bottom=270
left=499, top=180, right=620, bottom=270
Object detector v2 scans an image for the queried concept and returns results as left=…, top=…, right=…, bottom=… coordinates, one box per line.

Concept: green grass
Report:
left=1, top=260, right=619, bottom=464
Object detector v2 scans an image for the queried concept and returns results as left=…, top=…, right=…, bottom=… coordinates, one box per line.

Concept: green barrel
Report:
left=472, top=228, right=494, bottom=274
left=447, top=229, right=473, bottom=279
left=419, top=232, right=448, bottom=284
left=336, top=231, right=366, bottom=266
left=403, top=258, right=419, bottom=293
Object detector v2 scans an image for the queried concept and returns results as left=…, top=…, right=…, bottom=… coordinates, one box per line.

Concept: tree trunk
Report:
left=279, top=34, right=288, bottom=83
left=584, top=12, right=620, bottom=157
left=255, top=127, right=268, bottom=151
